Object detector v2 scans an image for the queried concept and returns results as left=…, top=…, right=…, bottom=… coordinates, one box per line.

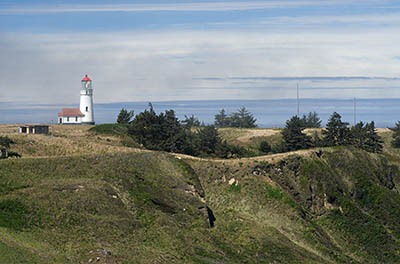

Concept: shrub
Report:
left=0, top=136, right=15, bottom=149
left=259, top=141, right=271, bottom=153
left=89, top=124, right=126, bottom=135
left=116, top=108, right=134, bottom=124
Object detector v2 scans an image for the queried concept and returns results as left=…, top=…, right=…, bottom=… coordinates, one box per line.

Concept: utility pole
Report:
left=51, top=120, right=54, bottom=139
left=297, top=83, right=300, bottom=117
left=353, top=97, right=356, bottom=126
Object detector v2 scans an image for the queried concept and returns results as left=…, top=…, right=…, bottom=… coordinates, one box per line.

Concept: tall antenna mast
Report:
left=297, top=83, right=300, bottom=117
left=353, top=97, right=356, bottom=126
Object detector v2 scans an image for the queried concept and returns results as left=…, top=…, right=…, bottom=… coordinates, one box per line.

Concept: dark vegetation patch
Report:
left=89, top=123, right=127, bottom=135
left=0, top=199, right=38, bottom=231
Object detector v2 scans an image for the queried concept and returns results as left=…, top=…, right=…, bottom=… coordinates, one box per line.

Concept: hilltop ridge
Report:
left=0, top=125, right=400, bottom=263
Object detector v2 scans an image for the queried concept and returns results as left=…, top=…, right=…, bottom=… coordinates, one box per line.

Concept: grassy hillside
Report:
left=188, top=147, right=400, bottom=263
left=1, top=125, right=400, bottom=263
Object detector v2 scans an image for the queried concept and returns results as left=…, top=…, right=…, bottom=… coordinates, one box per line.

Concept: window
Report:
left=59, top=118, right=62, bottom=124
left=67, top=117, right=69, bottom=122
left=86, top=106, right=88, bottom=112
left=75, top=116, right=78, bottom=122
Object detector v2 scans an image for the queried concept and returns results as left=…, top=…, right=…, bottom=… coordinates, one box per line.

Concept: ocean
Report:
left=1, top=98, right=400, bottom=128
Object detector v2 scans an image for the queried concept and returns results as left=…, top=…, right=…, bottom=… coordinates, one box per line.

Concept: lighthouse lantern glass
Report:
left=82, top=80, right=91, bottom=89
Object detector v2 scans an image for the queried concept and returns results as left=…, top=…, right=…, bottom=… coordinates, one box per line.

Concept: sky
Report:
left=2, top=0, right=400, bottom=107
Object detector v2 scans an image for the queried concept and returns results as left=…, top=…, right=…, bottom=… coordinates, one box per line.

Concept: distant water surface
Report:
left=1, top=99, right=400, bottom=128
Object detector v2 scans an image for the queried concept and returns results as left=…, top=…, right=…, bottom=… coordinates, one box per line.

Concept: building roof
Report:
left=81, top=74, right=91, bottom=82
left=19, top=125, right=49, bottom=128
left=58, top=108, right=84, bottom=117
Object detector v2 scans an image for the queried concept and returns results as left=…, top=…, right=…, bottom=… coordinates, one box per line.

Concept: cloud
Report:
left=259, top=13, right=400, bottom=27
left=229, top=77, right=400, bottom=81
left=2, top=25, right=400, bottom=105
left=192, top=77, right=226, bottom=81
left=0, top=1, right=337, bottom=14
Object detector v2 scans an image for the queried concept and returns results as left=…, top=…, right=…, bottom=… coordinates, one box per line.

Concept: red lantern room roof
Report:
left=81, top=74, right=91, bottom=82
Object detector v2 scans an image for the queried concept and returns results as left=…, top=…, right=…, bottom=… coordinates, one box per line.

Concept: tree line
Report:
left=279, top=112, right=383, bottom=153
left=118, top=106, right=258, bottom=129
left=117, top=104, right=245, bottom=158
left=114, top=105, right=400, bottom=158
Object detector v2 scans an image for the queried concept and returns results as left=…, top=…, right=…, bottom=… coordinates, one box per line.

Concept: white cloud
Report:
left=1, top=25, right=400, bottom=105
left=259, top=13, right=400, bottom=26
left=0, top=1, right=347, bottom=14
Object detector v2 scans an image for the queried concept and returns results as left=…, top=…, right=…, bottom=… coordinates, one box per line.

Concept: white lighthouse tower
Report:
left=79, top=74, right=95, bottom=125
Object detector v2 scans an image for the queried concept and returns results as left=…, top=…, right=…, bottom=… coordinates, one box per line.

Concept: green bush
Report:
left=259, top=140, right=271, bottom=153
left=0, top=199, right=33, bottom=231
left=89, top=124, right=127, bottom=135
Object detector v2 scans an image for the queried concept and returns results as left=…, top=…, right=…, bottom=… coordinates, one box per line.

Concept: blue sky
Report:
left=2, top=0, right=400, bottom=106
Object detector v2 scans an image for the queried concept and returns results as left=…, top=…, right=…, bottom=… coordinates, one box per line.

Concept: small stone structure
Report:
left=18, top=125, right=49, bottom=134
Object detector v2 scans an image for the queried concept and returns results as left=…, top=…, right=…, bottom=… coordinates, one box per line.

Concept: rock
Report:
left=222, top=175, right=226, bottom=182
left=96, top=257, right=101, bottom=262
left=229, top=178, right=237, bottom=186
left=88, top=259, right=93, bottom=263
left=97, top=248, right=112, bottom=256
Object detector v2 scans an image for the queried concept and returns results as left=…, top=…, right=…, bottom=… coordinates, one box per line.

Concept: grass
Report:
left=1, top=124, right=400, bottom=263
left=0, top=152, right=217, bottom=263
left=265, top=184, right=297, bottom=208
left=0, top=241, right=40, bottom=264
left=1, top=125, right=143, bottom=158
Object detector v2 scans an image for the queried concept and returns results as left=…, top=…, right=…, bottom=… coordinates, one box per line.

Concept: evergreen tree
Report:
left=363, top=121, right=383, bottom=153
left=301, top=111, right=322, bottom=128
left=390, top=121, right=400, bottom=148
left=281, top=116, right=312, bottom=151
left=117, top=108, right=134, bottom=124
left=214, top=109, right=230, bottom=127
left=128, top=104, right=162, bottom=151
left=160, top=109, right=186, bottom=153
left=323, top=112, right=350, bottom=146
left=349, top=121, right=366, bottom=149
left=181, top=114, right=201, bottom=128
left=196, top=125, right=221, bottom=155
left=349, top=121, right=383, bottom=153
left=230, top=107, right=257, bottom=128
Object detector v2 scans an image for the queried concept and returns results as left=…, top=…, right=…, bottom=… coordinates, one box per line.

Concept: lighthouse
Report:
left=79, top=75, right=95, bottom=125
